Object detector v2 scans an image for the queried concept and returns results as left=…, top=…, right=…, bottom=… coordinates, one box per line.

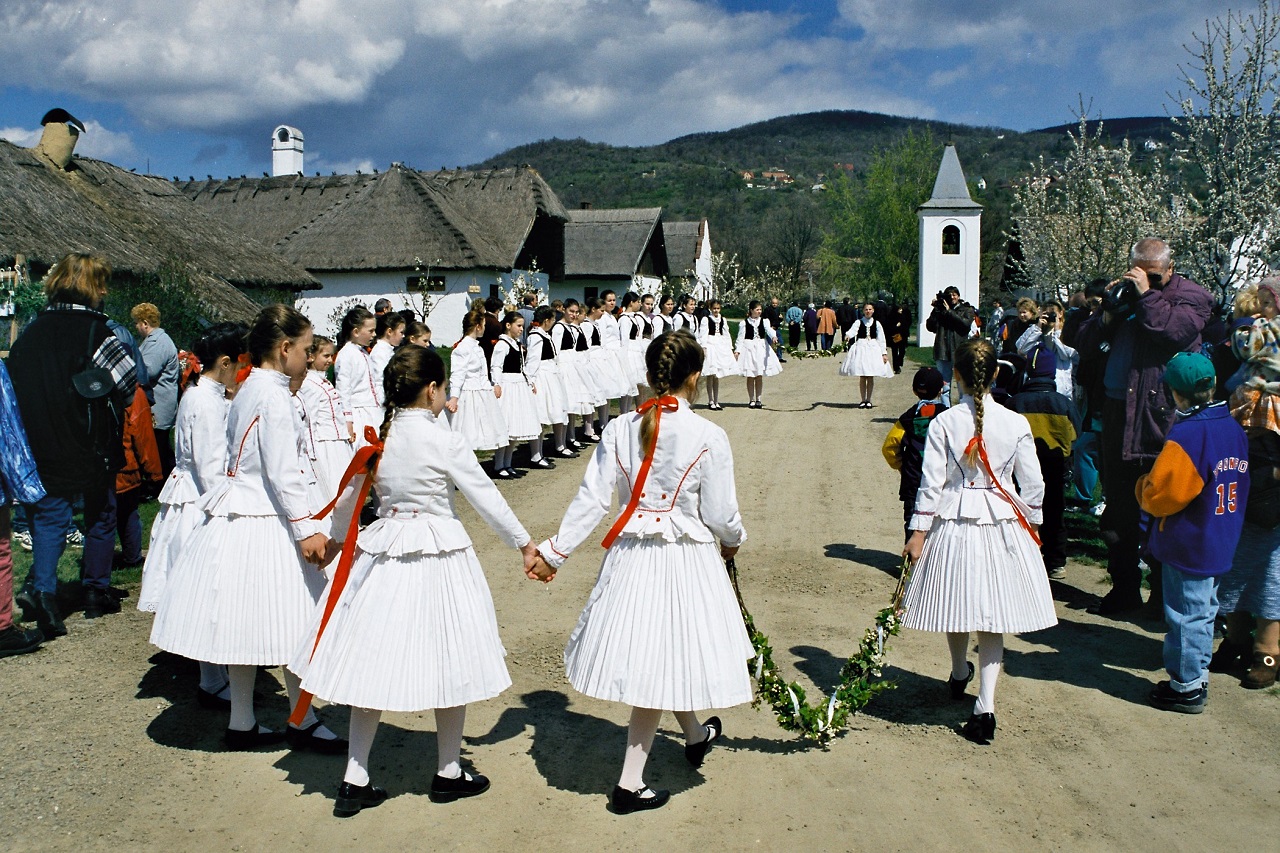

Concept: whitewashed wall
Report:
left=916, top=210, right=981, bottom=348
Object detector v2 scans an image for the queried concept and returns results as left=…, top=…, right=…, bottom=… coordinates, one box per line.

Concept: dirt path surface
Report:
left=5, top=357, right=1279, bottom=851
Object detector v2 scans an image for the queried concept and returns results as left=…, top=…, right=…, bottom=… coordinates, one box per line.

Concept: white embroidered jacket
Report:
left=157, top=378, right=228, bottom=506
left=334, top=341, right=382, bottom=409
left=298, top=370, right=350, bottom=444
left=449, top=336, right=493, bottom=394
left=909, top=394, right=1045, bottom=531
left=538, top=398, right=746, bottom=568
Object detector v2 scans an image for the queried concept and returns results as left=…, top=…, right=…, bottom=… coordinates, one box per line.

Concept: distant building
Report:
left=663, top=220, right=713, bottom=301
left=557, top=206, right=669, bottom=302
left=917, top=143, right=982, bottom=347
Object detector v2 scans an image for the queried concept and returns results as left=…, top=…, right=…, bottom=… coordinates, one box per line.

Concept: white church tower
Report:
left=917, top=143, right=981, bottom=347
left=271, top=125, right=304, bottom=176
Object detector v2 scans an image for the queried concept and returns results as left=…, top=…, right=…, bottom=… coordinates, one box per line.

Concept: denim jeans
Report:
left=24, top=488, right=116, bottom=593
left=819, top=333, right=833, bottom=351
left=1162, top=566, right=1219, bottom=693
left=1069, top=429, right=1101, bottom=503
left=115, top=486, right=144, bottom=564
left=936, top=360, right=956, bottom=404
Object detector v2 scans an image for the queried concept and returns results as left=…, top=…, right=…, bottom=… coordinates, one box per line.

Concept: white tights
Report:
left=343, top=705, right=467, bottom=786
left=617, top=707, right=707, bottom=791
left=745, top=376, right=763, bottom=403
left=705, top=376, right=720, bottom=406
left=227, top=665, right=327, bottom=734
left=947, top=631, right=1004, bottom=714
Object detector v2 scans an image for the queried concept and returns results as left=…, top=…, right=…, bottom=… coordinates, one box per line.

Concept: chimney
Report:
left=580, top=201, right=593, bottom=210
left=34, top=108, right=85, bottom=171
left=271, top=125, right=304, bottom=177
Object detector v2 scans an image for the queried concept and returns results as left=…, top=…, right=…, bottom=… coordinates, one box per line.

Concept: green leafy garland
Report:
left=726, top=556, right=909, bottom=743
left=782, top=343, right=849, bottom=359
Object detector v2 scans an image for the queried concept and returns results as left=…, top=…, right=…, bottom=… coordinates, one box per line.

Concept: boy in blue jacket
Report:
left=1138, top=352, right=1249, bottom=713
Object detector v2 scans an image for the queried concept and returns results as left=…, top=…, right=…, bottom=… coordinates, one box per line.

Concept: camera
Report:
left=1043, top=310, right=1057, bottom=324
left=1102, top=278, right=1139, bottom=314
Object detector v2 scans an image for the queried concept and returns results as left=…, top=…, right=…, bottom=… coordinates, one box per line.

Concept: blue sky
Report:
left=0, top=0, right=1240, bottom=179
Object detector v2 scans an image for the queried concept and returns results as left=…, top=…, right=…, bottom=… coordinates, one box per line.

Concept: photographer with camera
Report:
left=926, top=286, right=977, bottom=402
left=1093, top=238, right=1214, bottom=616
left=1016, top=300, right=1078, bottom=398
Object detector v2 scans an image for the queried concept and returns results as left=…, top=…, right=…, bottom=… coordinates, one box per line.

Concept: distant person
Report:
left=113, top=385, right=164, bottom=569
left=785, top=301, right=803, bottom=349
left=480, top=296, right=504, bottom=368
left=926, top=286, right=976, bottom=398
left=373, top=298, right=393, bottom=316
left=988, top=300, right=1005, bottom=343
left=886, top=300, right=912, bottom=374
left=763, top=297, right=787, bottom=363
left=838, top=303, right=893, bottom=408
left=835, top=297, right=857, bottom=344
left=881, top=366, right=946, bottom=539
left=816, top=301, right=838, bottom=350
left=803, top=303, right=819, bottom=351
left=132, top=302, right=181, bottom=478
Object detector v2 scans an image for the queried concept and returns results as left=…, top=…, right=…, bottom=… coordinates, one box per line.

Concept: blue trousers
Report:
left=1069, top=429, right=1101, bottom=503
left=24, top=488, right=116, bottom=593
left=1162, top=566, right=1219, bottom=693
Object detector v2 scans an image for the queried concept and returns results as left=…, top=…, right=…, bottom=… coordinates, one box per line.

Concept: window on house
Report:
left=406, top=275, right=446, bottom=293
left=942, top=225, right=960, bottom=255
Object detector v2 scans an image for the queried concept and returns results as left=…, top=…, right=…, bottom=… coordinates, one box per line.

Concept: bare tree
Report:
left=763, top=204, right=821, bottom=292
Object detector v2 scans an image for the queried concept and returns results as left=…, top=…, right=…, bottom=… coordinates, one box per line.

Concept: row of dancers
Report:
left=138, top=307, right=751, bottom=816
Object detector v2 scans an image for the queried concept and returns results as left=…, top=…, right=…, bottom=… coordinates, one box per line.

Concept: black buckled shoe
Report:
left=83, top=587, right=122, bottom=619
left=0, top=625, right=44, bottom=659
left=286, top=721, right=349, bottom=755
left=333, top=781, right=389, bottom=818
left=684, top=716, right=722, bottom=768
left=948, top=662, right=975, bottom=701
left=960, top=712, right=996, bottom=744
left=196, top=683, right=232, bottom=711
left=610, top=785, right=670, bottom=814
left=429, top=771, right=490, bottom=803
left=224, top=726, right=287, bottom=751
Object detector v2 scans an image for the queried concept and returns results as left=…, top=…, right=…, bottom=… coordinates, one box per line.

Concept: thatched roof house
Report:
left=0, top=136, right=317, bottom=325
left=174, top=165, right=568, bottom=276
left=562, top=207, right=669, bottom=294
left=661, top=219, right=713, bottom=301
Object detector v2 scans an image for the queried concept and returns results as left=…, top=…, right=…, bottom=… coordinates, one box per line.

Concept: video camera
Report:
left=1102, top=277, right=1140, bottom=314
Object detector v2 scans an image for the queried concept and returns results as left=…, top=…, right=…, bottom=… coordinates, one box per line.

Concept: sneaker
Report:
left=65, top=530, right=85, bottom=547
left=0, top=625, right=43, bottom=659
left=14, top=530, right=33, bottom=551
left=1148, top=680, right=1206, bottom=714
left=1047, top=565, right=1067, bottom=580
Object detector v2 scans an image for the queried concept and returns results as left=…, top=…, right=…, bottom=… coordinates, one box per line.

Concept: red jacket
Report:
left=116, top=387, right=163, bottom=493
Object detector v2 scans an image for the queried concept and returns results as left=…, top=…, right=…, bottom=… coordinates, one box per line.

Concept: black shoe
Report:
left=333, top=781, right=389, bottom=818
left=83, top=586, right=122, bottom=619
left=15, top=578, right=37, bottom=622
left=554, top=448, right=578, bottom=458
left=32, top=590, right=67, bottom=638
left=113, top=554, right=145, bottom=570
left=960, top=712, right=996, bottom=745
left=947, top=662, right=975, bottom=701
left=494, top=468, right=512, bottom=480
left=1148, top=680, right=1206, bottom=714
left=287, top=721, right=349, bottom=755
left=610, top=785, right=670, bottom=814
left=196, top=683, right=232, bottom=711
left=1208, top=641, right=1250, bottom=674
left=106, top=585, right=130, bottom=601
left=506, top=467, right=526, bottom=478
left=529, top=458, right=555, bottom=469
left=429, top=771, right=490, bottom=803
left=224, top=726, right=287, bottom=751
left=684, top=716, right=721, bottom=768
left=568, top=440, right=585, bottom=450
left=1088, top=592, right=1143, bottom=616
left=0, top=625, right=44, bottom=659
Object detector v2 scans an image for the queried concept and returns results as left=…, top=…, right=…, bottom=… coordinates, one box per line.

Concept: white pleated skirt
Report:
left=290, top=547, right=511, bottom=712
left=701, top=339, right=740, bottom=378
left=311, top=439, right=355, bottom=503
left=351, top=406, right=384, bottom=449
left=531, top=365, right=570, bottom=426
left=736, top=340, right=781, bottom=378
left=902, top=518, right=1057, bottom=634
left=625, top=344, right=649, bottom=389
left=558, top=351, right=596, bottom=416
left=496, top=376, right=543, bottom=441
left=454, top=388, right=508, bottom=451
left=597, top=349, right=634, bottom=398
left=150, top=514, right=328, bottom=665
left=565, top=537, right=754, bottom=711
left=137, top=500, right=204, bottom=612
left=839, top=340, right=894, bottom=377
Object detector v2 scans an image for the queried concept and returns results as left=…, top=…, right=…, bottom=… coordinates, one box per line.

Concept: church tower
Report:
left=917, top=143, right=981, bottom=347
left=271, top=125, right=304, bottom=176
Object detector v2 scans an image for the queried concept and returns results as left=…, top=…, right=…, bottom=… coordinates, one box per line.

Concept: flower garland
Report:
left=726, top=556, right=910, bottom=743
left=782, top=343, right=848, bottom=359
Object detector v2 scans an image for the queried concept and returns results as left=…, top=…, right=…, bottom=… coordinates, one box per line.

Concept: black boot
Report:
left=33, top=590, right=67, bottom=638
left=0, top=625, right=44, bottom=658
left=15, top=578, right=37, bottom=621
left=83, top=586, right=122, bottom=619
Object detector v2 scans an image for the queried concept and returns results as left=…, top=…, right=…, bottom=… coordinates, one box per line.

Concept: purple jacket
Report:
left=1108, top=273, right=1214, bottom=461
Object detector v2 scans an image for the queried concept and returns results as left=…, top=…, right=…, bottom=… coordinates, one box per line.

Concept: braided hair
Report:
left=339, top=306, right=374, bottom=347
left=955, top=338, right=997, bottom=466
left=248, top=304, right=311, bottom=367
left=639, top=330, right=704, bottom=455
left=379, top=345, right=446, bottom=446
left=190, top=321, right=249, bottom=386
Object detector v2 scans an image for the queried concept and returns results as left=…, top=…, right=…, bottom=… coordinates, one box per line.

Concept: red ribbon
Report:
left=234, top=353, right=253, bottom=385
left=288, top=424, right=384, bottom=727
left=963, top=435, right=1042, bottom=547
left=601, top=395, right=679, bottom=549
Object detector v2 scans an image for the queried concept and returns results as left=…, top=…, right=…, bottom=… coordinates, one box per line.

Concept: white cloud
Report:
left=0, top=120, right=137, bottom=160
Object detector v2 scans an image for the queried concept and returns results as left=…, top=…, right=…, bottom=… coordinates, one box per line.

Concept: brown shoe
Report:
left=1242, top=651, right=1279, bottom=690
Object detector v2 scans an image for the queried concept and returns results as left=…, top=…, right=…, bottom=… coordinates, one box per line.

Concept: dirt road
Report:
left=4, top=356, right=1278, bottom=851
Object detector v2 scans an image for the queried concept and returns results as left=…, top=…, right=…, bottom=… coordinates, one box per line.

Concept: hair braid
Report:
left=955, top=338, right=996, bottom=467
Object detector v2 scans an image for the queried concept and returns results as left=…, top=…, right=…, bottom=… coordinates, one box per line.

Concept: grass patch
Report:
left=10, top=497, right=159, bottom=589
left=906, top=346, right=935, bottom=367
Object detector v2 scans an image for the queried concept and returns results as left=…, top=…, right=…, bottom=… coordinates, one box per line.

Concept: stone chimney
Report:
left=272, top=125, right=304, bottom=176
left=34, top=108, right=85, bottom=171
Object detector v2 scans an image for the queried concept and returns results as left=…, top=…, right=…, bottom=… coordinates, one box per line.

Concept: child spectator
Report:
left=1138, top=353, right=1249, bottom=713
left=114, top=387, right=164, bottom=570
left=881, top=367, right=947, bottom=540
left=405, top=321, right=433, bottom=349
left=1007, top=347, right=1079, bottom=579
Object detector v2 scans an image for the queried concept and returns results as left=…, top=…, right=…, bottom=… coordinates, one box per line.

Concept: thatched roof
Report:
left=0, top=139, right=318, bottom=323
left=564, top=207, right=667, bottom=278
left=175, top=165, right=568, bottom=273
left=663, top=220, right=705, bottom=276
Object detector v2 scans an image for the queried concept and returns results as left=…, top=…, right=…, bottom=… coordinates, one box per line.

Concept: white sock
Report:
left=946, top=632, right=971, bottom=682
left=227, top=665, right=258, bottom=731
left=529, top=435, right=544, bottom=462
left=282, top=668, right=337, bottom=739
left=435, top=705, right=466, bottom=778
left=974, top=632, right=1004, bottom=715
left=672, top=709, right=704, bottom=744
left=618, top=707, right=661, bottom=792
left=344, top=707, right=382, bottom=786
left=198, top=661, right=229, bottom=694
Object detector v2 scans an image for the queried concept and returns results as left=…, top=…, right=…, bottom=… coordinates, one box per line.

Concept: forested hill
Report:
left=469, top=109, right=1172, bottom=273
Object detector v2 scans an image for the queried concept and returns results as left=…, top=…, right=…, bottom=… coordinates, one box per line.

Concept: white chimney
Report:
left=272, top=125, right=304, bottom=176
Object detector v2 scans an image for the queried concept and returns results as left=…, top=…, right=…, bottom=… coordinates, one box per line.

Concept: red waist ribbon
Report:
left=600, top=395, right=679, bottom=549
left=288, top=425, right=384, bottom=727
left=963, top=435, right=1042, bottom=547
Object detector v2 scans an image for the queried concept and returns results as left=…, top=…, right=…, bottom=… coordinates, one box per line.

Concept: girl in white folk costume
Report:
left=299, top=336, right=356, bottom=503
left=370, top=312, right=404, bottom=379
left=839, top=303, right=894, bottom=408
left=595, top=290, right=635, bottom=411
left=698, top=298, right=739, bottom=411
left=902, top=339, right=1056, bottom=745
left=525, top=306, right=572, bottom=461
left=654, top=294, right=677, bottom=335
left=139, top=321, right=248, bottom=709
left=534, top=330, right=753, bottom=815
left=150, top=305, right=345, bottom=753
left=616, top=292, right=646, bottom=412
left=490, top=312, right=543, bottom=479
left=447, top=306, right=509, bottom=454
left=735, top=300, right=782, bottom=409
left=290, top=345, right=547, bottom=818
left=334, top=306, right=382, bottom=450
left=582, top=297, right=624, bottom=434
left=552, top=300, right=597, bottom=447
left=673, top=294, right=699, bottom=335
left=569, top=303, right=608, bottom=438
